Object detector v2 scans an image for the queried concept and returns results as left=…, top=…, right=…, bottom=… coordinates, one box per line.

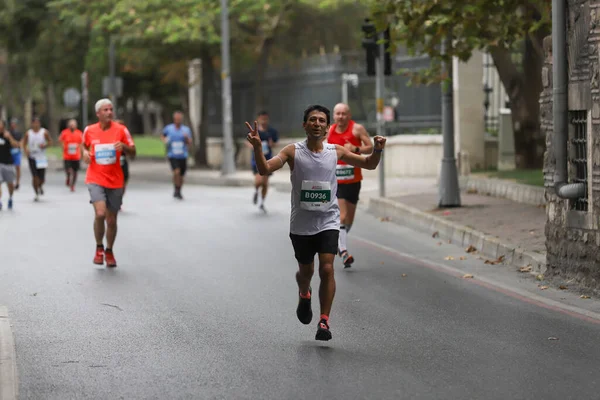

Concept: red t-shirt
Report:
left=327, top=120, right=363, bottom=184
left=83, top=122, right=135, bottom=189
left=59, top=129, right=83, bottom=161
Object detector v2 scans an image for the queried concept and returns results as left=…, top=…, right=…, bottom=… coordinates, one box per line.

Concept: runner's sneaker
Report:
left=105, top=250, right=117, bottom=268
left=0, top=201, right=2, bottom=211
left=296, top=287, right=312, bottom=325
left=70, top=185, right=75, bottom=192
left=93, top=247, right=104, bottom=265
left=7, top=198, right=12, bottom=210
left=340, top=250, right=354, bottom=269
left=252, top=191, right=258, bottom=205
left=315, top=318, right=332, bottom=341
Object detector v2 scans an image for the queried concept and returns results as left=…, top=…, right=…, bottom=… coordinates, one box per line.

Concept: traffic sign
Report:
left=63, top=87, right=81, bottom=108
left=383, top=106, right=395, bottom=122
left=102, top=77, right=123, bottom=97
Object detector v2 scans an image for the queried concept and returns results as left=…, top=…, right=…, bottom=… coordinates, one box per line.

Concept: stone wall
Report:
left=543, top=0, right=600, bottom=289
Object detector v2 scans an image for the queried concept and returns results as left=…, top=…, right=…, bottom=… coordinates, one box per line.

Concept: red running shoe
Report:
left=93, top=247, right=104, bottom=265
left=105, top=250, right=117, bottom=268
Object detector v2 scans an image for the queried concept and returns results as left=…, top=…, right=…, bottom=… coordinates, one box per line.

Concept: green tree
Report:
left=371, top=0, right=550, bottom=168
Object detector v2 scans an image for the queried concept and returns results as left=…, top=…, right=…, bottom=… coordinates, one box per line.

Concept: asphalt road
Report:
left=1, top=170, right=600, bottom=399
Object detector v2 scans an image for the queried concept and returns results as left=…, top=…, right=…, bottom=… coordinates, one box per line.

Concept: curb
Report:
left=0, top=306, right=18, bottom=400
left=368, top=197, right=547, bottom=275
left=459, top=176, right=546, bottom=206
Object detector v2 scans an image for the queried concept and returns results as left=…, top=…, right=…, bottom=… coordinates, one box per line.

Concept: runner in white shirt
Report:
left=23, top=117, right=53, bottom=202
left=246, top=104, right=386, bottom=341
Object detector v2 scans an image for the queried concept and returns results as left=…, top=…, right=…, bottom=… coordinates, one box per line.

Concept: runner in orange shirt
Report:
left=326, top=103, right=373, bottom=268
left=82, top=99, right=136, bottom=268
left=59, top=119, right=83, bottom=192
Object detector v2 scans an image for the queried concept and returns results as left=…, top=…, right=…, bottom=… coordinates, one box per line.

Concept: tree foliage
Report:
left=370, top=0, right=550, bottom=168
left=370, top=0, right=550, bottom=83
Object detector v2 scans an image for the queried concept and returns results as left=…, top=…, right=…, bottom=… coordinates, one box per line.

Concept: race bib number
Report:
left=172, top=141, right=185, bottom=156
left=35, top=157, right=48, bottom=169
left=94, top=143, right=116, bottom=165
left=261, top=140, right=270, bottom=154
left=67, top=143, right=79, bottom=155
left=300, top=181, right=331, bottom=211
left=336, top=164, right=354, bottom=180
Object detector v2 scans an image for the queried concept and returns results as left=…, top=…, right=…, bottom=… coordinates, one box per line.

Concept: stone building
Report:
left=542, top=0, right=600, bottom=289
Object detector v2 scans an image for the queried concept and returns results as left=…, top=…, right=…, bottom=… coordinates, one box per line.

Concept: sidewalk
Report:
left=368, top=189, right=547, bottom=274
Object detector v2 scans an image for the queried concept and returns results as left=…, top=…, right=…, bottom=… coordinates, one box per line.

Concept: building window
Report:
left=569, top=110, right=588, bottom=211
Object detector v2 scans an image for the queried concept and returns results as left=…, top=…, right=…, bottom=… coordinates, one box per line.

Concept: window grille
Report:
left=569, top=110, right=588, bottom=211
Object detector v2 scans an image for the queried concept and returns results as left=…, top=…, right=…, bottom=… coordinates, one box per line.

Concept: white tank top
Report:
left=290, top=140, right=340, bottom=235
left=27, top=129, right=47, bottom=159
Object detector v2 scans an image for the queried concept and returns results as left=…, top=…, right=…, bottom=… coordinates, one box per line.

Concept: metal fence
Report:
left=204, top=51, right=442, bottom=138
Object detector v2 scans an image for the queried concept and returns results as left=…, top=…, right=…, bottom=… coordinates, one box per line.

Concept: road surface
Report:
left=1, top=171, right=600, bottom=399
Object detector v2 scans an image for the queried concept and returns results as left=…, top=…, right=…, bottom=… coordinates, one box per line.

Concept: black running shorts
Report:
left=289, top=229, right=339, bottom=265
left=64, top=160, right=81, bottom=172
left=169, top=158, right=187, bottom=176
left=336, top=181, right=361, bottom=205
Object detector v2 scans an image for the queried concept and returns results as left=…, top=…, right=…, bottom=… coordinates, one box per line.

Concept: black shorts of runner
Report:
left=169, top=158, right=187, bottom=177
left=64, top=160, right=80, bottom=172
left=28, top=158, right=46, bottom=181
left=289, top=229, right=339, bottom=265
left=121, top=159, right=129, bottom=183
left=336, top=181, right=361, bottom=205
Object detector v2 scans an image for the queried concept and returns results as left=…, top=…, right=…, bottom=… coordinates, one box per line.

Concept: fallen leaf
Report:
left=462, top=274, right=474, bottom=279
left=401, top=274, right=407, bottom=277
left=466, top=188, right=478, bottom=194
left=529, top=230, right=536, bottom=235
left=559, top=285, right=568, bottom=290
left=447, top=240, right=452, bottom=244
left=459, top=256, right=467, bottom=260
left=518, top=265, right=533, bottom=273
left=432, top=231, right=440, bottom=238
left=465, top=245, right=477, bottom=253
left=31, top=293, right=38, bottom=297
left=536, top=274, right=544, bottom=281
left=484, top=255, right=506, bottom=265
left=437, top=242, right=443, bottom=246
left=580, top=295, right=591, bottom=299
left=548, top=337, right=559, bottom=341
left=379, top=216, right=391, bottom=222
left=443, top=211, right=451, bottom=216
left=444, top=256, right=455, bottom=261
left=539, top=285, right=549, bottom=290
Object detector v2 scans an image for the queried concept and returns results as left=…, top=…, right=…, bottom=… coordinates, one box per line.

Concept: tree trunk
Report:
left=45, top=82, right=60, bottom=140
left=141, top=94, right=152, bottom=134
left=490, top=36, right=545, bottom=169
left=194, top=48, right=211, bottom=168
left=253, top=37, right=275, bottom=114
left=252, top=1, right=293, bottom=115
left=510, top=34, right=545, bottom=169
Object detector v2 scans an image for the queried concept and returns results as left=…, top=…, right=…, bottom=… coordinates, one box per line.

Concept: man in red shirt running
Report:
left=326, top=103, right=373, bottom=268
left=82, top=99, right=136, bottom=267
left=59, top=119, right=83, bottom=192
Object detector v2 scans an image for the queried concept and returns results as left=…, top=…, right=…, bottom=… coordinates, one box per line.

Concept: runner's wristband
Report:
left=374, top=148, right=383, bottom=153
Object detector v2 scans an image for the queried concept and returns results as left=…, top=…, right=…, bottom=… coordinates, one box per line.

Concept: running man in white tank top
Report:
left=246, top=104, right=387, bottom=341
left=23, top=117, right=53, bottom=202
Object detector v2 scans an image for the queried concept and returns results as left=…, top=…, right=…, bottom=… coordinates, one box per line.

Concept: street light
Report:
left=220, top=0, right=236, bottom=176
